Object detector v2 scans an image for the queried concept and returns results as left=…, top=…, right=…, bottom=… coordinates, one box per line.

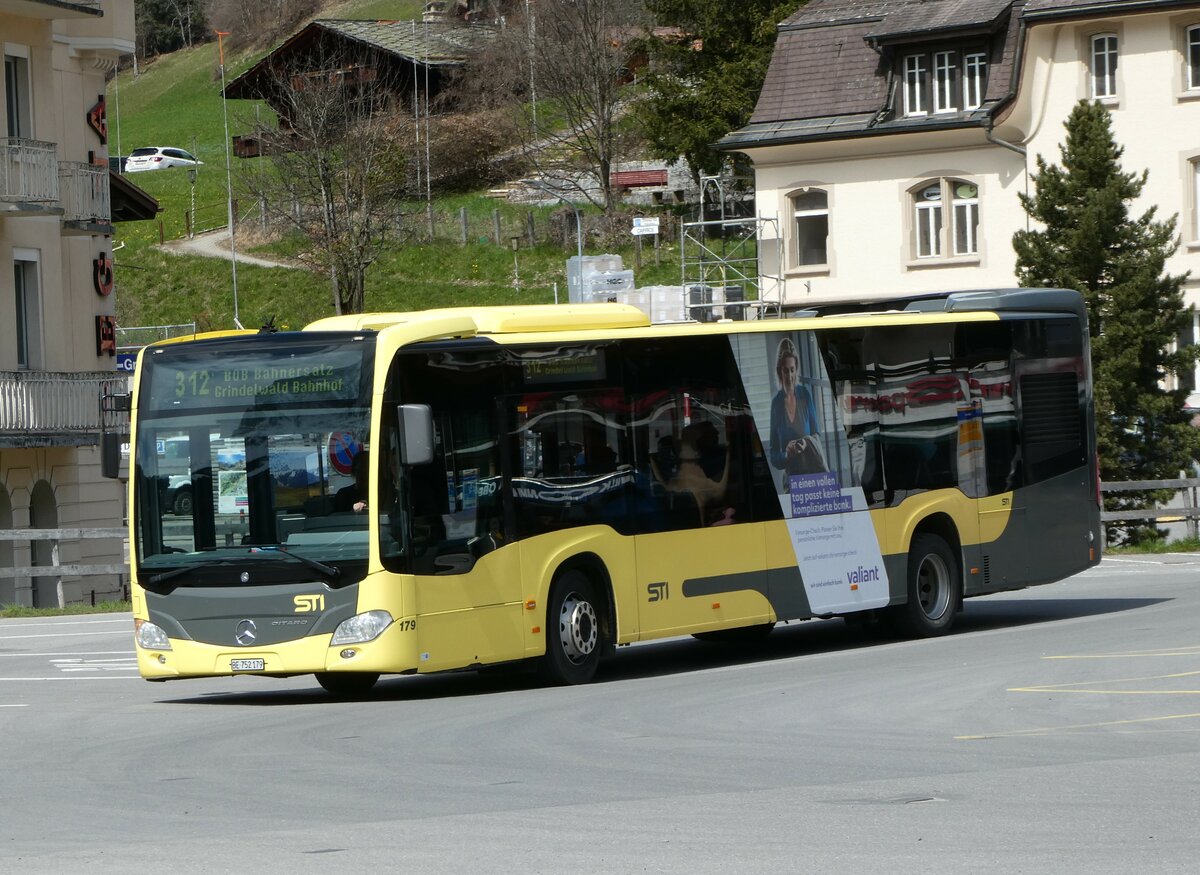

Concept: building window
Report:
left=964, top=52, right=988, bottom=109
left=902, top=49, right=988, bottom=117
left=933, top=51, right=958, bottom=113
left=4, top=51, right=32, bottom=138
left=904, top=54, right=927, bottom=116
left=915, top=184, right=943, bottom=258
left=952, top=181, right=979, bottom=255
left=791, top=188, right=828, bottom=268
left=1193, top=157, right=1200, bottom=240
left=1091, top=33, right=1118, bottom=99
left=14, top=256, right=41, bottom=370
left=912, top=178, right=980, bottom=260
left=1188, top=25, right=1200, bottom=91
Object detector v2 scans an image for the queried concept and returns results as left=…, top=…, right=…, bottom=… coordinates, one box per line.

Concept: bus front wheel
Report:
left=889, top=533, right=960, bottom=638
left=315, top=671, right=379, bottom=697
left=542, top=569, right=602, bottom=685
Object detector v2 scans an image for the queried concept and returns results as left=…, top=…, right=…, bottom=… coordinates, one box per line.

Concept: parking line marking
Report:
left=0, top=677, right=140, bottom=682
left=956, top=711, right=1200, bottom=740
left=0, top=631, right=131, bottom=640
left=0, top=618, right=128, bottom=628
left=1010, top=668, right=1200, bottom=696
left=1044, top=646, right=1200, bottom=659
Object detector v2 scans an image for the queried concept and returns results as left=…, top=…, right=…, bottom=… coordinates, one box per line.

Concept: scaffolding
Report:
left=679, top=174, right=783, bottom=320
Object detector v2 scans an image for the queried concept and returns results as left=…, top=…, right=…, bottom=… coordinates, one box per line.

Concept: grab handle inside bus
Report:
left=398, top=404, right=434, bottom=465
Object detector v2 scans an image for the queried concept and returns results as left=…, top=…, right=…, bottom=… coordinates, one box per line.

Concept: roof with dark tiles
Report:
left=726, top=0, right=1200, bottom=150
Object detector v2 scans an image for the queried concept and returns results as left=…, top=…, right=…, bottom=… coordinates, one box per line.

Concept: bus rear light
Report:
left=330, top=610, right=392, bottom=645
left=134, top=618, right=172, bottom=651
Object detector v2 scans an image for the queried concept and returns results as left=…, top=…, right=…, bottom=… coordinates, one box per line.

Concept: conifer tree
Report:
left=1014, top=100, right=1198, bottom=518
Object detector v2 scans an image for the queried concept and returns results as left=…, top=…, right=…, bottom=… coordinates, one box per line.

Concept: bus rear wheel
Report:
left=542, top=569, right=602, bottom=685
left=315, top=671, right=380, bottom=697
left=889, top=533, right=960, bottom=638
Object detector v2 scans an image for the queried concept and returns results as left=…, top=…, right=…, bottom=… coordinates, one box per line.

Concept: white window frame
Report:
left=933, top=51, right=958, bottom=113
left=790, top=188, right=829, bottom=269
left=1188, top=25, right=1200, bottom=91
left=3, top=44, right=32, bottom=139
left=904, top=54, right=927, bottom=116
left=1090, top=33, right=1118, bottom=100
left=951, top=181, right=979, bottom=255
left=1193, top=157, right=1200, bottom=241
left=911, top=178, right=981, bottom=261
left=13, top=249, right=42, bottom=371
left=964, top=52, right=988, bottom=109
left=914, top=184, right=943, bottom=258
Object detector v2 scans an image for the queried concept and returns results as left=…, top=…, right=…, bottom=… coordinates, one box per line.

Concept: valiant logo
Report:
left=846, top=565, right=881, bottom=586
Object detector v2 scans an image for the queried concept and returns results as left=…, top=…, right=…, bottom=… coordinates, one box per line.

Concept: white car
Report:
left=124, top=146, right=202, bottom=173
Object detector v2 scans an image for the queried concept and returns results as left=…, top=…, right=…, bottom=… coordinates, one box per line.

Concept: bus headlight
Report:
left=331, top=610, right=393, bottom=645
left=134, top=618, right=172, bottom=651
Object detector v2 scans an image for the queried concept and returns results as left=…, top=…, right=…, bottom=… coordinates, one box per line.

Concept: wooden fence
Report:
left=1100, top=477, right=1200, bottom=540
left=0, top=527, right=127, bottom=609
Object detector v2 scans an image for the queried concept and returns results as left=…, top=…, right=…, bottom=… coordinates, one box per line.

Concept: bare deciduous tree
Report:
left=462, top=0, right=647, bottom=211
left=236, top=47, right=410, bottom=315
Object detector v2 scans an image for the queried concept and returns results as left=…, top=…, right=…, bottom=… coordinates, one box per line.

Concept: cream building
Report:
left=1, top=0, right=135, bottom=607
left=720, top=0, right=1200, bottom=384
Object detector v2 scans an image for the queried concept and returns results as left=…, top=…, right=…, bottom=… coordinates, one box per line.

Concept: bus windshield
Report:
left=132, top=333, right=375, bottom=584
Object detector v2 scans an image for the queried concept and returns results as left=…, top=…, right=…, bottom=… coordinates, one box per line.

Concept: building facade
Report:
left=1, top=0, right=133, bottom=606
left=721, top=0, right=1200, bottom=385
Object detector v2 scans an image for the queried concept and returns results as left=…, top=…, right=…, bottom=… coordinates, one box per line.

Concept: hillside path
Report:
left=160, top=228, right=299, bottom=269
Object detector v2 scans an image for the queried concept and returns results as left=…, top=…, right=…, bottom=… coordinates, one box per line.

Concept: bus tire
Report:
left=542, top=569, right=602, bottom=685
left=315, top=671, right=379, bottom=697
left=890, top=533, right=960, bottom=638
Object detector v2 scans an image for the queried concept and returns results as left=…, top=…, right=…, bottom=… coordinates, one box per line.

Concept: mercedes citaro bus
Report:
left=110, top=288, right=1100, bottom=695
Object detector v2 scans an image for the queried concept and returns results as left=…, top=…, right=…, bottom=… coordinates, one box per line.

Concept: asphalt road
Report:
left=2, top=555, right=1199, bottom=873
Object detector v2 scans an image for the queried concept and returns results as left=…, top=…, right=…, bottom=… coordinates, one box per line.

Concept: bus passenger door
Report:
left=631, top=395, right=770, bottom=640
left=390, top=363, right=525, bottom=672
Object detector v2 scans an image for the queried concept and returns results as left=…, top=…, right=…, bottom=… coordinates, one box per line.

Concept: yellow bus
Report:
left=115, top=288, right=1100, bottom=694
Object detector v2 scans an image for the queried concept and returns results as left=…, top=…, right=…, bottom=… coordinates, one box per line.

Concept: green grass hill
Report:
left=111, top=2, right=685, bottom=333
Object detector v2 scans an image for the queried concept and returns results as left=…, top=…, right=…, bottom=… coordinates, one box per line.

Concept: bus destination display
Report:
left=146, top=346, right=366, bottom=410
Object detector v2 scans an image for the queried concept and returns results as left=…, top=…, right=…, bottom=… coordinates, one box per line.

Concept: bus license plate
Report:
left=231, top=658, right=265, bottom=672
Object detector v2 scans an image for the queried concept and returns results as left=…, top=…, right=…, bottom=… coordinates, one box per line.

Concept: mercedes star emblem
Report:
left=234, top=619, right=257, bottom=646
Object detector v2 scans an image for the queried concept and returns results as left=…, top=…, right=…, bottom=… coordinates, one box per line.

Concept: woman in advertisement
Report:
left=769, top=336, right=825, bottom=486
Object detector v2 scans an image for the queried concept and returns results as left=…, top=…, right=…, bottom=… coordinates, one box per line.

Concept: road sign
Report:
left=631, top=216, right=660, bottom=236
left=327, top=431, right=361, bottom=475
left=117, top=352, right=137, bottom=372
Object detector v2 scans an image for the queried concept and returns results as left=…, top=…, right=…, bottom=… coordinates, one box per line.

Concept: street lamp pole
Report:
left=216, top=29, right=242, bottom=329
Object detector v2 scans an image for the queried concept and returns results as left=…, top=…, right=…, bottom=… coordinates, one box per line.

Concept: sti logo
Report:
left=647, top=582, right=668, bottom=603
left=293, top=594, right=325, bottom=613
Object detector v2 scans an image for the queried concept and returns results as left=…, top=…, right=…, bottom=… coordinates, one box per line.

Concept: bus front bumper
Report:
left=135, top=616, right=419, bottom=681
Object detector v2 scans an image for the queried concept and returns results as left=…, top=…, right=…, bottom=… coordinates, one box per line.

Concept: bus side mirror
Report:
left=397, top=404, right=434, bottom=466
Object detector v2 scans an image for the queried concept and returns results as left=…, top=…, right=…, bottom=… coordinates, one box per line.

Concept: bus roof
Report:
left=300, top=288, right=1084, bottom=347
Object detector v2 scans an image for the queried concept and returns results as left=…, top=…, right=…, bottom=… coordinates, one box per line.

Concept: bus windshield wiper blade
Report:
left=146, top=566, right=192, bottom=586
left=255, top=546, right=341, bottom=581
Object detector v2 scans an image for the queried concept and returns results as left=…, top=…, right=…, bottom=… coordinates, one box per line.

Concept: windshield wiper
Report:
left=253, top=546, right=341, bottom=581
left=146, top=566, right=192, bottom=586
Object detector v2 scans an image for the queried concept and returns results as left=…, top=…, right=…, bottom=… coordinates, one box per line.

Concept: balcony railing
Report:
left=0, top=138, right=59, bottom=205
left=0, top=371, right=130, bottom=439
left=58, top=161, right=111, bottom=228
left=0, top=0, right=100, bottom=16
